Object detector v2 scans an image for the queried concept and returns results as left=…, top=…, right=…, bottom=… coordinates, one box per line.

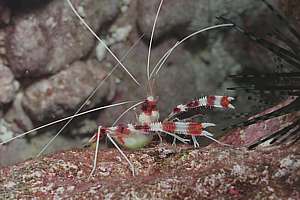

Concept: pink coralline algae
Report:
left=0, top=142, right=299, bottom=199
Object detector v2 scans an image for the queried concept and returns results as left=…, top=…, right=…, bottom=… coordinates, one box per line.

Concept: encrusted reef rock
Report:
left=6, top=0, right=120, bottom=78
left=137, top=0, right=262, bottom=40
left=0, top=143, right=299, bottom=199
left=0, top=64, right=19, bottom=106
left=22, top=59, right=115, bottom=122
left=137, top=0, right=198, bottom=39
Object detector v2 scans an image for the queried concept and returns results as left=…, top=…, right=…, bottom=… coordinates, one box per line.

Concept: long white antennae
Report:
left=37, top=68, right=117, bottom=157
left=146, top=0, right=164, bottom=80
left=150, top=23, right=234, bottom=78
left=35, top=34, right=145, bottom=156
left=112, top=101, right=144, bottom=126
left=150, top=46, right=174, bottom=79
left=0, top=101, right=135, bottom=145
left=150, top=47, right=173, bottom=78
left=66, top=0, right=140, bottom=86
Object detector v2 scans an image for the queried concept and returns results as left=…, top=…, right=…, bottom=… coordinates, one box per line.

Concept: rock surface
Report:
left=0, top=143, right=299, bottom=199
left=0, top=31, right=7, bottom=66
left=0, top=64, right=19, bottom=105
left=22, top=59, right=115, bottom=122
left=137, top=0, right=264, bottom=40
left=222, top=98, right=300, bottom=147
left=6, top=0, right=120, bottom=77
left=280, top=0, right=300, bottom=21
left=137, top=0, right=198, bottom=39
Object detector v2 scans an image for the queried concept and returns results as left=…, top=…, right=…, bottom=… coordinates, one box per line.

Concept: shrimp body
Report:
left=138, top=96, right=159, bottom=124
left=118, top=96, right=157, bottom=149
left=116, top=132, right=153, bottom=150
left=89, top=123, right=153, bottom=150
left=89, top=96, right=159, bottom=150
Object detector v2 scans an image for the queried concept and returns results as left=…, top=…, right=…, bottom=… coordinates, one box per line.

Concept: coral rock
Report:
left=0, top=144, right=299, bottom=199
left=6, top=0, right=120, bottom=78
left=22, top=59, right=115, bottom=122
left=0, top=64, right=19, bottom=105
left=137, top=0, right=197, bottom=39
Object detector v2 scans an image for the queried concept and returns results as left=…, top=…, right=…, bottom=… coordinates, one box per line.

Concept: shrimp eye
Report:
left=99, top=128, right=107, bottom=138
left=141, top=100, right=149, bottom=112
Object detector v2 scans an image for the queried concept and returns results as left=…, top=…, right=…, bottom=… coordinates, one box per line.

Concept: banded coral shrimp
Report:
left=0, top=0, right=236, bottom=177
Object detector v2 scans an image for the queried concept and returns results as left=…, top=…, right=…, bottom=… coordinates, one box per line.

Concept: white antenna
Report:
left=150, top=23, right=234, bottom=78
left=66, top=0, right=140, bottom=86
left=0, top=101, right=135, bottom=145
left=35, top=34, right=145, bottom=156
left=146, top=0, right=164, bottom=80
